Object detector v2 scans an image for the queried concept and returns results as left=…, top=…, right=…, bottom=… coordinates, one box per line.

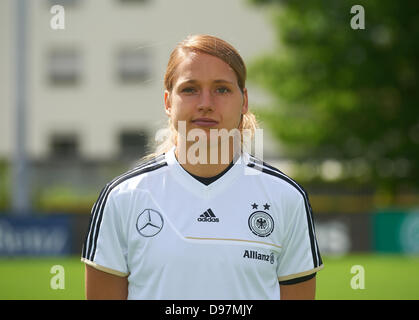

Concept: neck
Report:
left=175, top=141, right=239, bottom=177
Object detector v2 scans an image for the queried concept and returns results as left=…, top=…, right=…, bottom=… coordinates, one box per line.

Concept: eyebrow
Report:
left=178, top=79, right=235, bottom=86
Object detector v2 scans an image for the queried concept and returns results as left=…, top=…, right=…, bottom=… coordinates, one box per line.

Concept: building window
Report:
left=48, top=0, right=79, bottom=6
left=50, top=134, right=79, bottom=159
left=117, top=46, right=151, bottom=84
left=47, top=48, right=81, bottom=86
left=119, top=130, right=148, bottom=159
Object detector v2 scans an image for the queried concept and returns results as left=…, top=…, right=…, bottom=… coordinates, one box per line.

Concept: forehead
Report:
left=173, top=52, right=238, bottom=85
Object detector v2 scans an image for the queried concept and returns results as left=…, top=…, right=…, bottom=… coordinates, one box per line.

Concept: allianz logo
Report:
left=243, top=249, right=275, bottom=264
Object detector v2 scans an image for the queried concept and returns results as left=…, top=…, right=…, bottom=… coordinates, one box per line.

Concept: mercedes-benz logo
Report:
left=136, top=209, right=164, bottom=237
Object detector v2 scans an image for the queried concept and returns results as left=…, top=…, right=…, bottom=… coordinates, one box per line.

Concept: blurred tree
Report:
left=248, top=0, right=419, bottom=196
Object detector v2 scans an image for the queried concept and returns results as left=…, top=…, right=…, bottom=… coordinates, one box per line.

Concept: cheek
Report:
left=170, top=105, right=187, bottom=122
left=168, top=99, right=194, bottom=131
left=223, top=100, right=244, bottom=125
left=174, top=97, right=199, bottom=120
left=168, top=97, right=181, bottom=118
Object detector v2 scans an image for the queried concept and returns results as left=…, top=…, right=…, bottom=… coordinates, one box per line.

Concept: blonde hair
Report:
left=143, top=34, right=259, bottom=161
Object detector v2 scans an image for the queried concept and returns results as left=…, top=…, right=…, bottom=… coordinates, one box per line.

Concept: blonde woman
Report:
left=82, top=34, right=323, bottom=300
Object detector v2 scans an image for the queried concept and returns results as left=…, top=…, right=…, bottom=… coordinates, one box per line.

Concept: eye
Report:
left=181, top=87, right=197, bottom=94
left=215, top=86, right=231, bottom=94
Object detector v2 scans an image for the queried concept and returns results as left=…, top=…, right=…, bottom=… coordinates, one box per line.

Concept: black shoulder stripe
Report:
left=82, top=155, right=167, bottom=261
left=108, top=154, right=166, bottom=186
left=248, top=155, right=310, bottom=196
left=247, top=158, right=322, bottom=268
left=248, top=155, right=287, bottom=175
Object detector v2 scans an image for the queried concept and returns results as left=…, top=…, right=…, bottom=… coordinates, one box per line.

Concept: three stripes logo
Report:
left=197, top=208, right=219, bottom=222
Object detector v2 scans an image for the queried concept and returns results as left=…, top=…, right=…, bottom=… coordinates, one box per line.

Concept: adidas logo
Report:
left=197, top=209, right=219, bottom=222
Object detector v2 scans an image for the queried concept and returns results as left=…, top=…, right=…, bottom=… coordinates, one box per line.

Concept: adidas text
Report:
left=197, top=217, right=219, bottom=222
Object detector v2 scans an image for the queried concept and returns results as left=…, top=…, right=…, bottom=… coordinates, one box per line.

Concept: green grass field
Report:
left=0, top=254, right=418, bottom=300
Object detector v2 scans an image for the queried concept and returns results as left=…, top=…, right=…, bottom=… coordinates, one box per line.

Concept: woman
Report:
left=82, top=34, right=323, bottom=300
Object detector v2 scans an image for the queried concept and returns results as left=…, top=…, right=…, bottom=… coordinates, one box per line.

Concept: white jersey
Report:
left=81, top=147, right=323, bottom=299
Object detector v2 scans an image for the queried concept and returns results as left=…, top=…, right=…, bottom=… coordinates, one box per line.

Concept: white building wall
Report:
left=1, top=0, right=277, bottom=160
left=0, top=1, right=13, bottom=158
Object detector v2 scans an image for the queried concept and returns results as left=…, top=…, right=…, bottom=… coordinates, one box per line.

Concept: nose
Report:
left=197, top=88, right=214, bottom=112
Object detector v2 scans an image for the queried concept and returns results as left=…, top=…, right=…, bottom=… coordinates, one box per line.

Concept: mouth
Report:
left=191, top=118, right=219, bottom=127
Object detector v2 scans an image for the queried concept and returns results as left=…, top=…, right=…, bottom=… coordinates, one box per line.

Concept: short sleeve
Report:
left=81, top=188, right=129, bottom=277
left=277, top=195, right=323, bottom=283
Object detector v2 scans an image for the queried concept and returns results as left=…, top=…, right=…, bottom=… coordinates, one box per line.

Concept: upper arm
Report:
left=280, top=276, right=316, bottom=300
left=82, top=187, right=130, bottom=299
left=85, top=264, right=128, bottom=300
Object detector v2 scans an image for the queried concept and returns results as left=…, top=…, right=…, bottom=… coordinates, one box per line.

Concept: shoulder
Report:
left=243, top=153, right=310, bottom=204
left=102, top=153, right=168, bottom=198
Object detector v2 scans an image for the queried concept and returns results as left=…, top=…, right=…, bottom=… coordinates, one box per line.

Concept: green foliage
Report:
left=34, top=186, right=97, bottom=214
left=248, top=0, right=419, bottom=193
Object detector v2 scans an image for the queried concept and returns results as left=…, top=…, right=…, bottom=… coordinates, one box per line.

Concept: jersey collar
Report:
left=165, top=146, right=246, bottom=198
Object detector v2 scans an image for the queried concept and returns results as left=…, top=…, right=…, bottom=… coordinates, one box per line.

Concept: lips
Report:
left=191, top=118, right=219, bottom=127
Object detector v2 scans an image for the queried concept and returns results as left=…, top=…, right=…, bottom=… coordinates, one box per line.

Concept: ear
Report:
left=164, top=90, right=171, bottom=117
left=241, top=88, right=249, bottom=114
